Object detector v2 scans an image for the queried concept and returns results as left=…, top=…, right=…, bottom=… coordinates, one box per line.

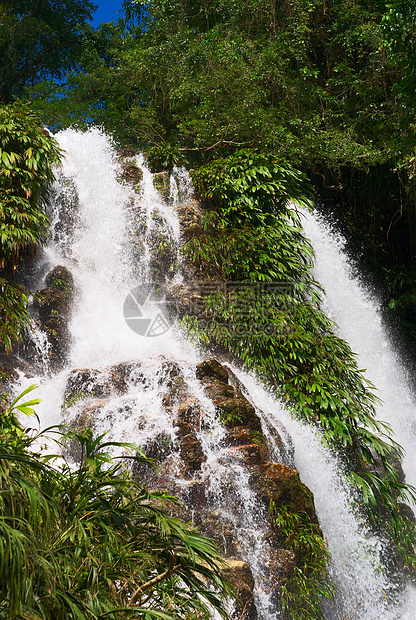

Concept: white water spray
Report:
left=18, top=129, right=280, bottom=619
left=301, top=210, right=416, bottom=492
left=301, top=209, right=416, bottom=618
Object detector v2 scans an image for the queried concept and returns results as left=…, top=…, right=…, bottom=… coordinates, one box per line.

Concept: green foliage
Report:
left=0, top=0, right=98, bottom=102
left=146, top=144, right=186, bottom=172
left=0, top=101, right=61, bottom=351
left=191, top=150, right=312, bottom=227
left=0, top=101, right=61, bottom=268
left=182, top=153, right=416, bottom=572
left=25, top=0, right=416, bottom=354
left=270, top=502, right=334, bottom=620
left=0, top=390, right=232, bottom=620
left=29, top=0, right=400, bottom=166
left=0, top=279, right=30, bottom=352
left=0, top=384, right=40, bottom=450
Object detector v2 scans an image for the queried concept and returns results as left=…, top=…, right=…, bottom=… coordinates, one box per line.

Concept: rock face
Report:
left=32, top=265, right=75, bottom=371
left=62, top=355, right=324, bottom=619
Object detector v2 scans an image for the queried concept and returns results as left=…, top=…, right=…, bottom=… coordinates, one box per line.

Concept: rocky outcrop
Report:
left=32, top=265, right=75, bottom=371
left=61, top=356, right=324, bottom=619
left=152, top=171, right=170, bottom=200
left=196, top=359, right=262, bottom=432
left=224, top=560, right=258, bottom=620
left=116, top=148, right=143, bottom=190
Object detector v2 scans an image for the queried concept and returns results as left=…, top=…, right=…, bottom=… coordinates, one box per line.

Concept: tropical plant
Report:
left=191, top=150, right=313, bottom=228
left=270, top=501, right=334, bottom=620
left=181, top=153, right=416, bottom=575
left=0, top=101, right=61, bottom=268
left=29, top=0, right=416, bottom=349
left=146, top=144, right=186, bottom=172
left=0, top=279, right=30, bottom=352
left=0, top=388, right=232, bottom=620
left=0, top=101, right=61, bottom=351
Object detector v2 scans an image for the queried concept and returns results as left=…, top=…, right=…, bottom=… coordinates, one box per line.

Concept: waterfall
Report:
left=301, top=209, right=416, bottom=617
left=16, top=129, right=280, bottom=618
left=14, top=129, right=416, bottom=619
left=301, top=210, right=416, bottom=491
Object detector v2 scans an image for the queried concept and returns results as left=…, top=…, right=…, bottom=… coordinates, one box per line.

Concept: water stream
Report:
left=16, top=129, right=416, bottom=619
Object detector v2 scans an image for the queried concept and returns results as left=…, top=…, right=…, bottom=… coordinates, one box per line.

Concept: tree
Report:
left=0, top=0, right=98, bottom=102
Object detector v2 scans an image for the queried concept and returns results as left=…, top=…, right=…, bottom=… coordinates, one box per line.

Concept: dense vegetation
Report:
left=0, top=388, right=231, bottom=619
left=2, top=0, right=416, bottom=617
left=182, top=151, right=416, bottom=572
left=25, top=0, right=416, bottom=348
left=0, top=0, right=98, bottom=102
left=0, top=102, right=61, bottom=350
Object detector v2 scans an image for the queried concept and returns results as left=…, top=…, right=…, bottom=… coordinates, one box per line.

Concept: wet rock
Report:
left=119, top=161, right=143, bottom=187
left=148, top=225, right=178, bottom=282
left=224, top=560, right=258, bottom=620
left=132, top=433, right=175, bottom=481
left=51, top=174, right=81, bottom=257
left=64, top=361, right=145, bottom=407
left=182, top=480, right=207, bottom=507
left=161, top=361, right=190, bottom=409
left=143, top=432, right=174, bottom=463
left=62, top=400, right=105, bottom=462
left=266, top=545, right=296, bottom=595
left=177, top=397, right=201, bottom=427
left=109, top=361, right=144, bottom=393
left=116, top=147, right=143, bottom=190
left=196, top=359, right=229, bottom=384
left=153, top=171, right=170, bottom=200
left=194, top=510, right=241, bottom=558
left=258, top=462, right=321, bottom=527
left=64, top=368, right=111, bottom=406
left=32, top=265, right=74, bottom=371
left=0, top=355, right=30, bottom=396
left=55, top=354, right=325, bottom=617
left=223, top=427, right=253, bottom=447
left=178, top=431, right=206, bottom=473
left=159, top=360, right=182, bottom=383
left=196, top=359, right=262, bottom=432
left=226, top=443, right=265, bottom=467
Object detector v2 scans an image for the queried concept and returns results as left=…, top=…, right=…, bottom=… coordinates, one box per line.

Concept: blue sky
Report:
left=91, top=0, right=124, bottom=26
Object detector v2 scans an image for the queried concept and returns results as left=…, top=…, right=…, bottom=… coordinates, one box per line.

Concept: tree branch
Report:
left=130, top=556, right=180, bottom=605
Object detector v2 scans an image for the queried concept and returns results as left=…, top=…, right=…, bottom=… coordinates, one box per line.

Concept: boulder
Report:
left=64, top=361, right=145, bottom=407
left=57, top=355, right=325, bottom=620
left=32, top=265, right=74, bottom=371
left=177, top=431, right=206, bottom=473
left=194, top=510, right=241, bottom=558
left=256, top=461, right=321, bottom=528
left=196, top=359, right=262, bottom=432
left=224, top=560, right=258, bottom=620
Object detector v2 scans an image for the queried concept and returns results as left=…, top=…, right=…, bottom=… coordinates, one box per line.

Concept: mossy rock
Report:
left=32, top=265, right=75, bottom=370
left=196, top=359, right=262, bottom=432
left=119, top=161, right=143, bottom=188
left=153, top=171, right=170, bottom=200
left=223, top=560, right=258, bottom=620
left=259, top=462, right=321, bottom=528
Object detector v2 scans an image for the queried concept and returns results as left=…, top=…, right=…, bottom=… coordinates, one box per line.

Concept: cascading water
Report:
left=300, top=208, right=416, bottom=618
left=16, top=128, right=281, bottom=619
left=15, top=129, right=416, bottom=619
left=301, top=211, right=416, bottom=491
